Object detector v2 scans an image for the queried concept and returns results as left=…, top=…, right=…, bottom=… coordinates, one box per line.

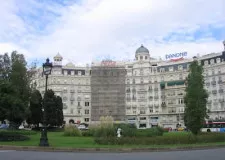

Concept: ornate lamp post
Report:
left=39, top=58, right=53, bottom=147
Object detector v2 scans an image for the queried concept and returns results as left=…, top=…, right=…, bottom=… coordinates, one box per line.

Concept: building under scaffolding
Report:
left=91, top=60, right=126, bottom=122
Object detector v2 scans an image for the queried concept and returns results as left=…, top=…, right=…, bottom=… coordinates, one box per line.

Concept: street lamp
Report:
left=39, top=58, right=53, bottom=147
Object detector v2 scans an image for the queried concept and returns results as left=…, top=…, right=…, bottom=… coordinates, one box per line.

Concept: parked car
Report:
left=0, top=123, right=9, bottom=129
left=77, top=124, right=88, bottom=130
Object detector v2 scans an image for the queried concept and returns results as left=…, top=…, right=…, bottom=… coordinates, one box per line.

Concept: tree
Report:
left=28, top=90, right=43, bottom=127
left=184, top=60, right=208, bottom=135
left=0, top=51, right=32, bottom=127
left=44, top=89, right=64, bottom=127
left=0, top=81, right=26, bottom=126
left=0, top=53, right=11, bottom=80
left=55, top=96, right=64, bottom=126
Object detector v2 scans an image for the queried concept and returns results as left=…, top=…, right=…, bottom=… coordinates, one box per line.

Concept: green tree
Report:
left=184, top=60, right=208, bottom=135
left=0, top=53, right=11, bottom=80
left=28, top=90, right=43, bottom=127
left=55, top=96, right=64, bottom=126
left=44, top=90, right=63, bottom=126
left=0, top=51, right=32, bottom=127
left=0, top=81, right=26, bottom=126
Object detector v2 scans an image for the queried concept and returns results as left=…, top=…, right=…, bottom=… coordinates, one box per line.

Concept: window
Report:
left=145, top=56, right=148, bottom=60
left=179, top=74, right=183, bottom=80
left=127, top=79, right=130, bottom=84
left=71, top=101, right=74, bottom=105
left=210, top=59, right=214, bottom=64
left=77, top=109, right=80, bottom=114
left=178, top=99, right=184, bottom=104
left=85, top=110, right=89, bottom=114
left=140, top=56, right=143, bottom=60
left=78, top=102, right=80, bottom=106
left=169, top=67, right=174, bottom=72
left=217, top=58, right=221, bottom=63
left=70, top=109, right=73, bottom=114
left=140, top=117, right=146, bottom=120
left=140, top=78, right=144, bottom=84
left=85, top=118, right=89, bottom=122
left=133, top=79, right=135, bottom=84
left=85, top=102, right=89, bottom=106
left=178, top=65, right=183, bottom=70
left=212, top=69, right=215, bottom=75
left=160, top=68, right=165, bottom=72
left=204, top=60, right=208, bottom=65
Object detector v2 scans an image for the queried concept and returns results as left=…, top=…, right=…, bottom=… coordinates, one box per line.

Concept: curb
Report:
left=0, top=145, right=225, bottom=153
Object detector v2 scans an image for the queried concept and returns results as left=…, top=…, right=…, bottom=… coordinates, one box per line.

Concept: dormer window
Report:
left=210, top=59, right=214, bottom=64
left=169, top=67, right=174, bottom=72
left=204, top=60, right=208, bottom=65
left=216, top=58, right=221, bottom=63
left=145, top=56, right=148, bottom=60
left=178, top=65, right=183, bottom=70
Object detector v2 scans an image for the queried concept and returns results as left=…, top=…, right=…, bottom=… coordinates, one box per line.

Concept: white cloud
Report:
left=0, top=0, right=225, bottom=65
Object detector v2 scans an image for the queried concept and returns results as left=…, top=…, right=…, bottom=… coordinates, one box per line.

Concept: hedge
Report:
left=0, top=131, right=30, bottom=141
left=94, top=132, right=225, bottom=145
left=0, top=129, right=37, bottom=135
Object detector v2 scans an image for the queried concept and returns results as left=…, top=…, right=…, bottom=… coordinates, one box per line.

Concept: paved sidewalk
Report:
left=1, top=145, right=225, bottom=153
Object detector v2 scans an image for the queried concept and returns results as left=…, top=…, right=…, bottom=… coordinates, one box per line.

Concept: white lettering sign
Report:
left=165, top=52, right=187, bottom=60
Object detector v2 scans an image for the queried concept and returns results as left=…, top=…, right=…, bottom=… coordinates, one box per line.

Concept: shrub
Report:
left=0, top=129, right=37, bottom=135
left=0, top=131, right=30, bottom=141
left=81, top=130, right=94, bottom=137
left=136, top=127, right=164, bottom=137
left=94, top=132, right=225, bottom=145
left=93, top=126, right=116, bottom=138
left=32, top=126, right=64, bottom=132
left=63, top=125, right=81, bottom=137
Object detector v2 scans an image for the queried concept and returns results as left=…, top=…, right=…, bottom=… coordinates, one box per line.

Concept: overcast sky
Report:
left=0, top=0, right=225, bottom=66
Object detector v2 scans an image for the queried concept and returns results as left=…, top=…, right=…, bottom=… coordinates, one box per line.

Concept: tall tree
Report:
left=55, top=96, right=64, bottom=126
left=28, top=90, right=43, bottom=127
left=44, top=90, right=64, bottom=127
left=0, top=51, right=31, bottom=127
left=0, top=81, right=26, bottom=125
left=0, top=53, right=11, bottom=80
left=184, top=60, right=208, bottom=135
left=10, top=51, right=30, bottom=106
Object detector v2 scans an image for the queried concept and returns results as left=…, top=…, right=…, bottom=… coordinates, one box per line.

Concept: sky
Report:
left=0, top=0, right=225, bottom=66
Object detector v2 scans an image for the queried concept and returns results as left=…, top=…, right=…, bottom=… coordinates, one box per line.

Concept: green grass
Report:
left=1, top=131, right=225, bottom=149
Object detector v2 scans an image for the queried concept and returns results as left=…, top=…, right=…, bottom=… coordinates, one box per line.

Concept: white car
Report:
left=77, top=125, right=88, bottom=130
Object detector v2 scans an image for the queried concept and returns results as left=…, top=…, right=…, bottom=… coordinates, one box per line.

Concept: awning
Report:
left=167, top=80, right=185, bottom=86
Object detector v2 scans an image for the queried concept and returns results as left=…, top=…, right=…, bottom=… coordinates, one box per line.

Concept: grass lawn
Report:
left=1, top=131, right=225, bottom=149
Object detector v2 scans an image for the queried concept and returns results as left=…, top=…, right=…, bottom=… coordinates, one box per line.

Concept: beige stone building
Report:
left=33, top=41, right=225, bottom=129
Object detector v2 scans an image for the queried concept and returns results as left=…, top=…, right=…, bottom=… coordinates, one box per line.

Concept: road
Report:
left=0, top=148, right=225, bottom=160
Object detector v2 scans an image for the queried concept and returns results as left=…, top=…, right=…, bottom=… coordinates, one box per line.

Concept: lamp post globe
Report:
left=39, top=58, right=52, bottom=147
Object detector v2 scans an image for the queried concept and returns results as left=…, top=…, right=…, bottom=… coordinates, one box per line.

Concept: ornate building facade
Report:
left=33, top=41, right=225, bottom=129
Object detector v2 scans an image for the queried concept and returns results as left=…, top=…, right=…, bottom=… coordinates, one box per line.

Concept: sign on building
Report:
left=165, top=52, right=187, bottom=60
